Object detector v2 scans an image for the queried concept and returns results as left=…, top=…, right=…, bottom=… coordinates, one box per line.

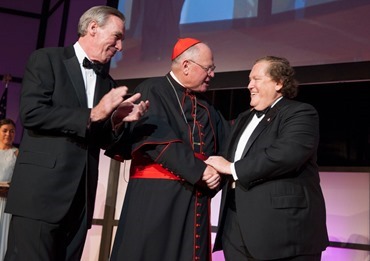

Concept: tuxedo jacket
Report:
left=6, top=46, right=115, bottom=226
left=214, top=98, right=329, bottom=260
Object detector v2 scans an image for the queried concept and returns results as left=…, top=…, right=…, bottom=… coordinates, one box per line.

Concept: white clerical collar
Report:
left=169, top=71, right=185, bottom=87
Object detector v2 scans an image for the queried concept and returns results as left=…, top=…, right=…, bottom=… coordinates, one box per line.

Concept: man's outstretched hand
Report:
left=114, top=93, right=150, bottom=123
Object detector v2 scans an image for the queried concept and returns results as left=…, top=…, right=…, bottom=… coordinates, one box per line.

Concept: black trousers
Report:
left=222, top=190, right=322, bottom=261
left=5, top=174, right=88, bottom=261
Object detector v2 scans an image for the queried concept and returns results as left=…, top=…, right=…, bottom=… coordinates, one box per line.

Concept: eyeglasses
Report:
left=188, top=60, right=216, bottom=74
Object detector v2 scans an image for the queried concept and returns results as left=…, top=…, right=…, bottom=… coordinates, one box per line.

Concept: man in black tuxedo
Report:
left=206, top=56, right=328, bottom=260
left=5, top=6, right=148, bottom=261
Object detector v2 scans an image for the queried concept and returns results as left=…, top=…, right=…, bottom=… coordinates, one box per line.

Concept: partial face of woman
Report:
left=0, top=124, right=16, bottom=148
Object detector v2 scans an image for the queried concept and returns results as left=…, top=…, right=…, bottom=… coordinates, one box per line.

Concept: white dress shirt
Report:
left=74, top=42, right=96, bottom=108
left=230, top=97, right=283, bottom=181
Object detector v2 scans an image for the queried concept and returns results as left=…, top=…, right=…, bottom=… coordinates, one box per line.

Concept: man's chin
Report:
left=199, top=83, right=210, bottom=92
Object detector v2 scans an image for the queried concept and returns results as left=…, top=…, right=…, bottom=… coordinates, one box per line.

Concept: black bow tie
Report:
left=83, top=57, right=107, bottom=78
left=255, top=107, right=270, bottom=118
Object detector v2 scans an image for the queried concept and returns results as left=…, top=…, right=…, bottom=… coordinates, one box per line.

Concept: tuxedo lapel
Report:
left=240, top=101, right=282, bottom=158
left=228, top=110, right=254, bottom=159
left=64, top=48, right=88, bottom=107
left=93, top=76, right=104, bottom=106
left=93, top=74, right=114, bottom=106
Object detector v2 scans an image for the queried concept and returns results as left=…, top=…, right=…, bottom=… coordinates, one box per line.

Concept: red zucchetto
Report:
left=171, top=38, right=201, bottom=60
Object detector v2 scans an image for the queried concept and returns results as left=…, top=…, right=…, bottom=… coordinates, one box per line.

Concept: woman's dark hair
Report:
left=0, top=118, right=16, bottom=128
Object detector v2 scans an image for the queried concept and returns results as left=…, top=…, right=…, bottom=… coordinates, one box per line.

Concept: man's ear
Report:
left=182, top=60, right=190, bottom=75
left=275, top=81, right=283, bottom=91
left=88, top=20, right=98, bottom=35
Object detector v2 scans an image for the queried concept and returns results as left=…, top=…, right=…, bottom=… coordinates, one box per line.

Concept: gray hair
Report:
left=78, top=6, right=125, bottom=37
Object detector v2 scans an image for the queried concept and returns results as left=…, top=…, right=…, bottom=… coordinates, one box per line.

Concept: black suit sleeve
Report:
left=234, top=103, right=319, bottom=189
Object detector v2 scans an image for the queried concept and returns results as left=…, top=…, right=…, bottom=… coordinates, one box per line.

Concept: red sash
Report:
left=130, top=152, right=208, bottom=180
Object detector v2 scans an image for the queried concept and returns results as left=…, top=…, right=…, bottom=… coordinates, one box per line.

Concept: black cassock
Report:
left=107, top=73, right=229, bottom=261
